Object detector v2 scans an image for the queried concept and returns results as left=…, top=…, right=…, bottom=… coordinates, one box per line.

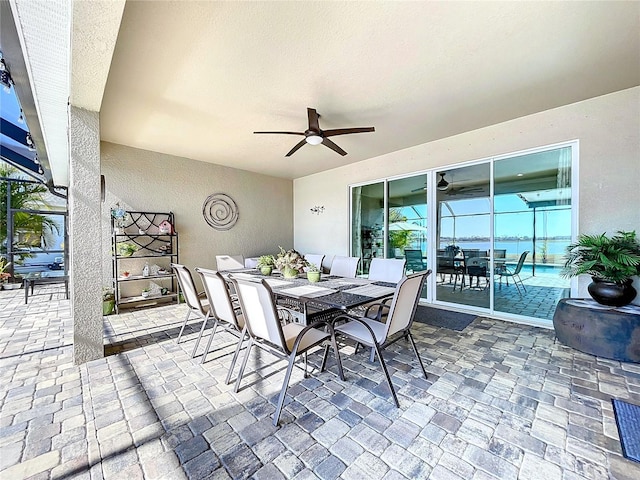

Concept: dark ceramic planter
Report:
left=588, top=277, right=637, bottom=307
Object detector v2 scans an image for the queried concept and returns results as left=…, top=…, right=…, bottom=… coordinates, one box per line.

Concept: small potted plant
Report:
left=274, top=247, right=307, bottom=279
left=116, top=242, right=138, bottom=257
left=257, top=255, right=275, bottom=275
left=141, top=287, right=151, bottom=298
left=121, top=270, right=131, bottom=278
left=561, top=230, right=640, bottom=306
left=306, top=263, right=321, bottom=283
left=103, top=287, right=115, bottom=315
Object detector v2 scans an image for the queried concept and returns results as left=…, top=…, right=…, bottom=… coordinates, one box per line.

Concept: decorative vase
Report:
left=260, top=266, right=273, bottom=276
left=307, top=271, right=321, bottom=283
left=103, top=300, right=115, bottom=315
left=588, top=277, right=637, bottom=307
left=282, top=267, right=298, bottom=279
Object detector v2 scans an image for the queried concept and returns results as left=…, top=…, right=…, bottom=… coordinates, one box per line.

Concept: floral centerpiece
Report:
left=0, top=259, right=11, bottom=286
left=274, top=247, right=308, bottom=278
left=111, top=203, right=128, bottom=232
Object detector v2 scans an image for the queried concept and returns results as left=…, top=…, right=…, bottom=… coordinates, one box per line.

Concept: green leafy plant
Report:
left=306, top=262, right=320, bottom=273
left=116, top=242, right=138, bottom=257
left=0, top=258, right=11, bottom=283
left=561, top=230, right=640, bottom=283
left=274, top=247, right=307, bottom=273
left=257, top=255, right=275, bottom=268
left=102, top=287, right=115, bottom=301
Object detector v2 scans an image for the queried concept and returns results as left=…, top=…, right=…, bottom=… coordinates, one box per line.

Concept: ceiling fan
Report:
left=254, top=107, right=375, bottom=157
left=410, top=172, right=485, bottom=196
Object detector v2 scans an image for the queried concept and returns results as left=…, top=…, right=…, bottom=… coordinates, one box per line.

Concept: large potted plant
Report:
left=274, top=247, right=307, bottom=279
left=561, top=230, right=640, bottom=306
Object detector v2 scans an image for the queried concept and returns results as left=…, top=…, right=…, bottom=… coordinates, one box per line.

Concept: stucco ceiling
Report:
left=73, top=1, right=640, bottom=181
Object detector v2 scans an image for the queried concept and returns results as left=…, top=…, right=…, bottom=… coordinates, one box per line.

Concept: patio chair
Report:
left=194, top=268, right=246, bottom=374
left=367, top=258, right=406, bottom=283
left=171, top=263, right=210, bottom=346
left=229, top=277, right=345, bottom=426
left=329, top=256, right=360, bottom=278
left=215, top=255, right=245, bottom=271
left=437, top=249, right=464, bottom=289
left=464, top=250, right=488, bottom=290
left=304, top=253, right=325, bottom=272
left=498, top=251, right=529, bottom=295
left=404, top=249, right=427, bottom=273
left=322, top=270, right=431, bottom=407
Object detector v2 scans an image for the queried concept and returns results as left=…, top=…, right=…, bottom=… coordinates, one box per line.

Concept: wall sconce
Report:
left=310, top=205, right=325, bottom=215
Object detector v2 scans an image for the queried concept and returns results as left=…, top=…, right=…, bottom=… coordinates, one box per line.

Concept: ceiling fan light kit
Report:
left=437, top=173, right=449, bottom=191
left=254, top=107, right=374, bottom=156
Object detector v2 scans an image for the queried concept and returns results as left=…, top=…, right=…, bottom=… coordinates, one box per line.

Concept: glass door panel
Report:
left=352, top=183, right=384, bottom=276
left=435, top=164, right=490, bottom=309
left=493, top=147, right=572, bottom=319
left=387, top=175, right=428, bottom=298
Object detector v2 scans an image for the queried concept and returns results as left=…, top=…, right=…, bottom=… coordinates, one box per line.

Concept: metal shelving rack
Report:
left=111, top=211, right=179, bottom=313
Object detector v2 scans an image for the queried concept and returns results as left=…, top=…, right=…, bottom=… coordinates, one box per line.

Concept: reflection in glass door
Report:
left=352, top=182, right=384, bottom=276
left=435, top=164, right=490, bottom=309
left=493, top=147, right=572, bottom=319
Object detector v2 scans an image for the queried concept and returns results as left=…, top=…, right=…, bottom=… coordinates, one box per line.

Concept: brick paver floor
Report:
left=1, top=286, right=639, bottom=479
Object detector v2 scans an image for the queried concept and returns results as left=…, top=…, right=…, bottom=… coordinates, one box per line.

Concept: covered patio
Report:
left=1, top=287, right=639, bottom=479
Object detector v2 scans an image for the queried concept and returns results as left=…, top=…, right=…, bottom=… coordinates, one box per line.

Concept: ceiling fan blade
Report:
left=323, top=127, right=375, bottom=137
left=321, top=138, right=347, bottom=156
left=411, top=186, right=426, bottom=193
left=285, top=139, right=307, bottom=157
left=307, top=108, right=320, bottom=131
left=254, top=131, right=305, bottom=135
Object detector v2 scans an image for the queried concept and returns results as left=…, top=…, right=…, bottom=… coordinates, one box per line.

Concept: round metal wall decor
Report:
left=202, top=193, right=239, bottom=231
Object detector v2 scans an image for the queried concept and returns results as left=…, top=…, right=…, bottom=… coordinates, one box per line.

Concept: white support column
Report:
left=69, top=106, right=103, bottom=364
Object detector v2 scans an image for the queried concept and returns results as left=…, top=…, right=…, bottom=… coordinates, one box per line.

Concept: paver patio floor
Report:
left=1, top=285, right=639, bottom=479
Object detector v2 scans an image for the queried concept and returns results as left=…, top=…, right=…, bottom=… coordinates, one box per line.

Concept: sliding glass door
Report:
left=350, top=141, right=576, bottom=324
left=435, top=164, right=491, bottom=309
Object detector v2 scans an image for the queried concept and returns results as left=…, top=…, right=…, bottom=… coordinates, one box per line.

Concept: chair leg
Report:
left=176, top=310, right=191, bottom=344
left=224, top=328, right=247, bottom=381
left=303, top=352, right=308, bottom=378
left=234, top=339, right=254, bottom=393
left=407, top=332, right=428, bottom=380
left=273, top=352, right=298, bottom=427
left=192, top=313, right=212, bottom=358
left=372, top=343, right=399, bottom=408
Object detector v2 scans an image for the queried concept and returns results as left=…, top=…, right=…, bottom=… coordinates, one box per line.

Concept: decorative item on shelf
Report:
left=307, top=263, right=321, bottom=282
left=158, top=220, right=174, bottom=234
left=102, top=287, right=115, bottom=315
left=111, top=203, right=128, bottom=234
left=161, top=287, right=169, bottom=295
left=138, top=228, right=146, bottom=235
left=202, top=193, right=239, bottom=231
left=257, top=255, right=275, bottom=276
left=141, top=288, right=151, bottom=298
left=148, top=282, right=163, bottom=296
left=142, top=263, right=150, bottom=277
left=310, top=205, right=325, bottom=215
left=121, top=271, right=130, bottom=278
left=157, top=267, right=168, bottom=275
left=274, top=246, right=307, bottom=279
left=116, top=242, right=138, bottom=257
left=149, top=264, right=161, bottom=276
left=562, top=230, right=640, bottom=307
left=158, top=243, right=172, bottom=253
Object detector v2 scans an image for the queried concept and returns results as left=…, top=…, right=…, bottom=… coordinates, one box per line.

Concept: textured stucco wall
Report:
left=100, top=143, right=293, bottom=292
left=294, top=87, right=640, bottom=301
left=69, top=106, right=104, bottom=364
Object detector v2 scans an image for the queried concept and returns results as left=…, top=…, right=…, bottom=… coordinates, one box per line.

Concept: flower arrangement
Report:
left=111, top=203, right=128, bottom=229
left=274, top=247, right=308, bottom=278
left=0, top=259, right=11, bottom=284
left=257, top=255, right=275, bottom=268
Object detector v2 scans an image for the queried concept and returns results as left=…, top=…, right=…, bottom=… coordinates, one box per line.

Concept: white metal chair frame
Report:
left=329, top=256, right=360, bottom=278
left=322, top=270, right=432, bottom=407
left=304, top=253, right=325, bottom=272
left=229, top=277, right=345, bottom=426
left=194, top=268, right=246, bottom=377
left=368, top=258, right=406, bottom=283
left=171, top=263, right=209, bottom=346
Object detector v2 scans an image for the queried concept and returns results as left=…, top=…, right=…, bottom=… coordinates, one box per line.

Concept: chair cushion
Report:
left=336, top=317, right=387, bottom=345
left=282, top=323, right=330, bottom=352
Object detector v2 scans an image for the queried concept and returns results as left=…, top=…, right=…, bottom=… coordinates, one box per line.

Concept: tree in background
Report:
left=0, top=164, right=60, bottom=266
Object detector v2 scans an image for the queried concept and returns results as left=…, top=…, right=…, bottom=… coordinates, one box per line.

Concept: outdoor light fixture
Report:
left=436, top=173, right=449, bottom=191
left=305, top=134, right=323, bottom=145
left=310, top=205, right=325, bottom=215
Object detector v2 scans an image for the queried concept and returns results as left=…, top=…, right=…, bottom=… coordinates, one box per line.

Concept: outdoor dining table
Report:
left=222, top=269, right=397, bottom=325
